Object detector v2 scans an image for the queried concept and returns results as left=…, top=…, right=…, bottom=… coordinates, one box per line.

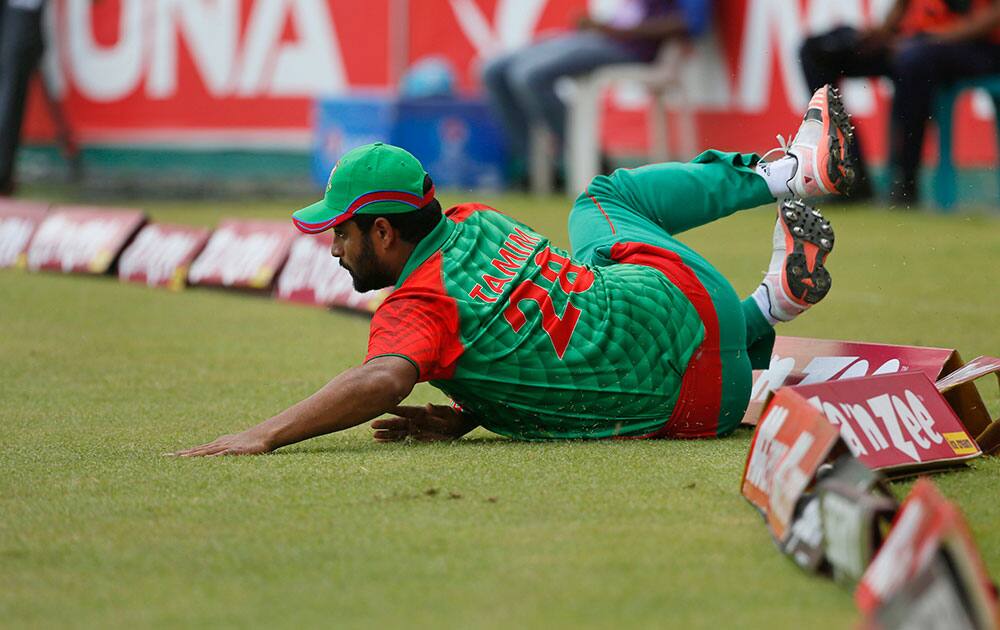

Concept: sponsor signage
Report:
left=787, top=372, right=982, bottom=476
left=118, top=224, right=211, bottom=290
left=26, top=207, right=146, bottom=274
left=188, top=220, right=296, bottom=290
left=936, top=355, right=1000, bottom=392
left=274, top=232, right=389, bottom=312
left=873, top=554, right=979, bottom=630
left=780, top=493, right=826, bottom=573
left=741, top=387, right=842, bottom=542
left=817, top=456, right=897, bottom=583
left=856, top=479, right=999, bottom=629
left=936, top=355, right=1000, bottom=454
left=743, top=337, right=962, bottom=426
left=27, top=1, right=997, bottom=167
left=0, top=200, right=49, bottom=268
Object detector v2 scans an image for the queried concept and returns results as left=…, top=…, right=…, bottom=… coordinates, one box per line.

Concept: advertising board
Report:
left=188, top=220, right=296, bottom=290
left=743, top=337, right=963, bottom=426
left=26, top=207, right=146, bottom=274
left=856, top=479, right=999, bottom=629
left=118, top=224, right=211, bottom=290
left=0, top=200, right=49, bottom=268
left=275, top=232, right=389, bottom=311
left=787, top=372, right=982, bottom=476
left=741, top=388, right=842, bottom=542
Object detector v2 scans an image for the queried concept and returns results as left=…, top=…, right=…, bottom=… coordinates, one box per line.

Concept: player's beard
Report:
left=342, top=232, right=394, bottom=292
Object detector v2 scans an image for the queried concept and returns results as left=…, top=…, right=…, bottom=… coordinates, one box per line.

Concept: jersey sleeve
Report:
left=365, top=254, right=463, bottom=381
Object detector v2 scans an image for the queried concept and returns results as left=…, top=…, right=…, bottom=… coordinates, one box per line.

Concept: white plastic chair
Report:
left=528, top=41, right=698, bottom=195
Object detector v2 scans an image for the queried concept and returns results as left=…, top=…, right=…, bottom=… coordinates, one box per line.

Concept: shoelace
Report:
left=759, top=134, right=790, bottom=164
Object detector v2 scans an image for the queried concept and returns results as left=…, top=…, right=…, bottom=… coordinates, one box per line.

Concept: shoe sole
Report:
left=821, top=86, right=856, bottom=195
left=779, top=199, right=834, bottom=305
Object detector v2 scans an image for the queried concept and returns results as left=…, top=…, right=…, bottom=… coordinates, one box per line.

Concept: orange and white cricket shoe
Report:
left=786, top=85, right=855, bottom=198
left=756, top=199, right=835, bottom=322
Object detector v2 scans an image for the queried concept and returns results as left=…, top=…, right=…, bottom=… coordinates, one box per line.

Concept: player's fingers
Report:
left=371, top=417, right=409, bottom=431
left=178, top=441, right=229, bottom=457
left=173, top=443, right=215, bottom=457
left=389, top=405, right=424, bottom=418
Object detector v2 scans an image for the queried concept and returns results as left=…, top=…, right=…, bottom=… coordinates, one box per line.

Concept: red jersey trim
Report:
left=445, top=203, right=497, bottom=223
left=609, top=241, right=722, bottom=439
left=366, top=251, right=464, bottom=382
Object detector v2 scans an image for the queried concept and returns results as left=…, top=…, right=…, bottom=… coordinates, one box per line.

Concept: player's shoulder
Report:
left=444, top=202, right=502, bottom=224
left=445, top=203, right=541, bottom=236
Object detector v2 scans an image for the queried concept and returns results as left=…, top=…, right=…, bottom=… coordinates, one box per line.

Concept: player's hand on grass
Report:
left=371, top=404, right=475, bottom=442
left=170, top=430, right=273, bottom=457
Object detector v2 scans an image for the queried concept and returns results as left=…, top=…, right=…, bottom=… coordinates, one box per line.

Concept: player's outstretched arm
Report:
left=171, top=356, right=417, bottom=457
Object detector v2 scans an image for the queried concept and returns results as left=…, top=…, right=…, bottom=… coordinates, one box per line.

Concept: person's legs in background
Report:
left=0, top=1, right=44, bottom=196
left=481, top=51, right=533, bottom=187
left=799, top=26, right=891, bottom=199
left=887, top=38, right=1000, bottom=205
left=505, top=32, right=635, bottom=149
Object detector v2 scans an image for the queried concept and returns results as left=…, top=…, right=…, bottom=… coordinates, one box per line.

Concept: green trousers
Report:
left=568, top=150, right=777, bottom=435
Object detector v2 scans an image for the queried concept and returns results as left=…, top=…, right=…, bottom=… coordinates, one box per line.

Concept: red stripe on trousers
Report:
left=609, top=242, right=722, bottom=438
left=588, top=194, right=616, bottom=235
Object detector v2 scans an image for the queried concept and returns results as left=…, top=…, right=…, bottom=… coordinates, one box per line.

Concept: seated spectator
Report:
left=800, top=0, right=1000, bottom=205
left=481, top=0, right=712, bottom=189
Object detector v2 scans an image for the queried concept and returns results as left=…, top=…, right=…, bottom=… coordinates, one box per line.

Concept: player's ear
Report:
left=371, top=217, right=395, bottom=250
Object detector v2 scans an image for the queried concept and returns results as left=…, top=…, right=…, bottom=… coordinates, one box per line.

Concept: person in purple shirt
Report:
left=481, top=0, right=712, bottom=190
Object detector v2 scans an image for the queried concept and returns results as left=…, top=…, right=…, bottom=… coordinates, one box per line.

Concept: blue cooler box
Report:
left=312, top=95, right=507, bottom=190
left=311, top=94, right=396, bottom=188
left=391, top=98, right=507, bottom=190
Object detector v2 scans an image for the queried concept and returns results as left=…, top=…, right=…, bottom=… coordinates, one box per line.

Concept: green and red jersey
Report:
left=366, top=204, right=706, bottom=439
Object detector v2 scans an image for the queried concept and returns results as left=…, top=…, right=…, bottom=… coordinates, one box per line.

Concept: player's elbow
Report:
left=361, top=358, right=417, bottom=406
left=382, top=373, right=415, bottom=405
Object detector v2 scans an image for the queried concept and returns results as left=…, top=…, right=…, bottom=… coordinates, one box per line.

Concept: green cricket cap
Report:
left=292, top=142, right=433, bottom=234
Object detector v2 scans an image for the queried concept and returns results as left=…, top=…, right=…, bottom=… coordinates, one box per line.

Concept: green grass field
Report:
left=3, top=192, right=999, bottom=629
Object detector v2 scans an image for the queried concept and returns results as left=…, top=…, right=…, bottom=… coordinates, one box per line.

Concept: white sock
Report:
left=750, top=217, right=798, bottom=326
left=751, top=283, right=783, bottom=326
left=754, top=156, right=798, bottom=199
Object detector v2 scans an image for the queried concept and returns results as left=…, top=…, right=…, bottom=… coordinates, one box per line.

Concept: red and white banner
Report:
left=26, top=207, right=146, bottom=274
left=741, top=387, right=841, bottom=542
left=25, top=0, right=996, bottom=165
left=118, top=223, right=211, bottom=290
left=743, top=337, right=961, bottom=426
left=788, top=372, right=981, bottom=474
left=856, top=479, right=999, bottom=628
left=274, top=232, right=389, bottom=311
left=188, top=219, right=296, bottom=289
left=936, top=355, right=1000, bottom=392
left=0, top=200, right=49, bottom=268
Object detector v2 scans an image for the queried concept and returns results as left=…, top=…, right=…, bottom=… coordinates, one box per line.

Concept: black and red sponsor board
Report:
left=187, top=220, right=296, bottom=290
left=26, top=207, right=146, bottom=274
left=856, top=479, right=999, bottom=629
left=274, top=232, right=389, bottom=311
left=0, top=200, right=49, bottom=268
left=118, top=224, right=211, bottom=291
left=743, top=337, right=964, bottom=426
